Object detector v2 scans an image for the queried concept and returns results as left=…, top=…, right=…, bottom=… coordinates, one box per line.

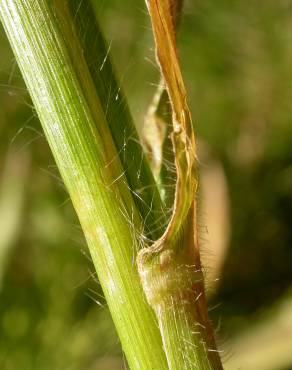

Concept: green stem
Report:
left=0, top=1, right=168, bottom=369
left=159, top=299, right=213, bottom=369
left=67, top=0, right=166, bottom=240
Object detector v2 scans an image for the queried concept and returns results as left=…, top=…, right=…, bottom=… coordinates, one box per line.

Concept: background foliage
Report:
left=0, top=0, right=292, bottom=369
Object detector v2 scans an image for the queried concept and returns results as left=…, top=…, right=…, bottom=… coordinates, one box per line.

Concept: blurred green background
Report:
left=1, top=1, right=292, bottom=369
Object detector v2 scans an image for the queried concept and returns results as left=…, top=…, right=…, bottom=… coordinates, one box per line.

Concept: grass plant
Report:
left=0, top=0, right=222, bottom=368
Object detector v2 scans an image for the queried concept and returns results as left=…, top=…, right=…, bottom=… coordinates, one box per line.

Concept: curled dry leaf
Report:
left=138, top=1, right=223, bottom=369
left=138, top=0, right=199, bottom=291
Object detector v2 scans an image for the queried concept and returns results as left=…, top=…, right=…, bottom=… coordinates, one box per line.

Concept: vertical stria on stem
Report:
left=0, top=1, right=168, bottom=369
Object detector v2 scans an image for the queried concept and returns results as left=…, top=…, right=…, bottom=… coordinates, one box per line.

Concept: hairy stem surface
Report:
left=0, top=1, right=168, bottom=368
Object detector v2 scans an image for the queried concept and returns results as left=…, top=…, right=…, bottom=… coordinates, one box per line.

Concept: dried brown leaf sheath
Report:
left=138, top=1, right=223, bottom=368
